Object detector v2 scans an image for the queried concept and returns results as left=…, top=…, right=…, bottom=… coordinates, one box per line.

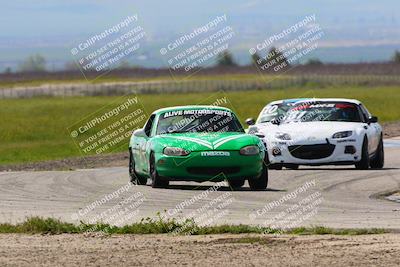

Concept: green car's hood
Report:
left=153, top=132, right=260, bottom=151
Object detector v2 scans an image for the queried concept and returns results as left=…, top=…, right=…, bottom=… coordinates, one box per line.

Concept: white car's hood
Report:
left=277, top=121, right=363, bottom=142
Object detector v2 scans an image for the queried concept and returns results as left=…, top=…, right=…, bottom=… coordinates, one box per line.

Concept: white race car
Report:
left=248, top=98, right=384, bottom=170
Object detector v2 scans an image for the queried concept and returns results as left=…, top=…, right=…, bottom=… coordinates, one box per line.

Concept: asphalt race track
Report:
left=0, top=139, right=399, bottom=229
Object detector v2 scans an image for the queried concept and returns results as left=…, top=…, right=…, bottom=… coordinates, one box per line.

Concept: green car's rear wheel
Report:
left=150, top=153, right=169, bottom=188
left=129, top=149, right=147, bottom=185
left=248, top=164, right=268, bottom=191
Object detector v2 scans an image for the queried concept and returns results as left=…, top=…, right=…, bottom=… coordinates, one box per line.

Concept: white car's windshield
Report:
left=283, top=102, right=363, bottom=123
left=257, top=103, right=294, bottom=123
left=157, top=109, right=244, bottom=134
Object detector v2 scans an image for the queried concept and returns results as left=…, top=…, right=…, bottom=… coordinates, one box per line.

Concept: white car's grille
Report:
left=289, top=144, right=335, bottom=160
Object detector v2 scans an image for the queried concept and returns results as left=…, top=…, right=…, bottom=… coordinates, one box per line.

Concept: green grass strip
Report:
left=0, top=216, right=387, bottom=235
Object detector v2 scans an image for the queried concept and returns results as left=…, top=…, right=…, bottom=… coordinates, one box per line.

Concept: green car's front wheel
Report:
left=248, top=164, right=268, bottom=191
left=129, top=149, right=147, bottom=185
left=228, top=179, right=245, bottom=189
left=150, top=153, right=169, bottom=188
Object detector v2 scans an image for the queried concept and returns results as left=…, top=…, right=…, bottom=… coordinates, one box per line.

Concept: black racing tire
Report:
left=228, top=179, right=245, bottom=189
left=264, top=151, right=282, bottom=170
left=129, top=149, right=147, bottom=185
left=355, top=137, right=370, bottom=170
left=370, top=136, right=384, bottom=169
left=248, top=164, right=268, bottom=191
left=150, top=153, right=169, bottom=188
left=269, top=164, right=283, bottom=170
left=286, top=164, right=299, bottom=170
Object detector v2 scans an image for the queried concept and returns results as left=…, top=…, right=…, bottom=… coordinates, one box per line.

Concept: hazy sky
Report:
left=1, top=0, right=398, bottom=38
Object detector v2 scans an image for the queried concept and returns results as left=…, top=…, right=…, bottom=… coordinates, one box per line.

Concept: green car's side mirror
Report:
left=133, top=129, right=147, bottom=137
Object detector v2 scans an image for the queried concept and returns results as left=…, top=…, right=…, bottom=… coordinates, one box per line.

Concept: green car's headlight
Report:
left=163, top=147, right=190, bottom=156
left=332, top=131, right=353, bottom=139
left=240, top=145, right=260, bottom=155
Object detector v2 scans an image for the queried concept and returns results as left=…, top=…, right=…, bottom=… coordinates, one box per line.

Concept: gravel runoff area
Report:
left=0, top=121, right=399, bottom=172
left=0, top=233, right=399, bottom=266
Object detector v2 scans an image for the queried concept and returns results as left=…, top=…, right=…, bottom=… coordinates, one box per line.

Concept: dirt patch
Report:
left=0, top=152, right=128, bottom=172
left=0, top=121, right=399, bottom=172
left=0, top=233, right=399, bottom=266
left=383, top=121, right=400, bottom=138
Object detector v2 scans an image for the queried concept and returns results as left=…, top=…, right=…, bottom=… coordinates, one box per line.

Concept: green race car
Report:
left=128, top=105, right=268, bottom=190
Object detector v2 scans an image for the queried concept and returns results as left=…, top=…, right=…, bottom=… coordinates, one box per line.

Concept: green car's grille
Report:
left=187, top=167, right=240, bottom=176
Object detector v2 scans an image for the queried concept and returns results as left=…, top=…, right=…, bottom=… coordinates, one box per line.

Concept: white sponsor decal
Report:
left=201, top=151, right=230, bottom=157
left=308, top=104, right=335, bottom=108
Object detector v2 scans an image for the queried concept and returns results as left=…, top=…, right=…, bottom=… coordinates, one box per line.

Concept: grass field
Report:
left=1, top=73, right=399, bottom=89
left=1, top=85, right=399, bottom=165
left=0, top=73, right=265, bottom=88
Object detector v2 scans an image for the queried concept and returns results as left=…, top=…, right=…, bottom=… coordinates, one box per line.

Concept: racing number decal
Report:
left=263, top=105, right=278, bottom=114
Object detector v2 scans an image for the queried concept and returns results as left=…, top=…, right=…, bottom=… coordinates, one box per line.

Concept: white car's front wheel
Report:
left=355, top=137, right=369, bottom=170
left=370, top=136, right=384, bottom=169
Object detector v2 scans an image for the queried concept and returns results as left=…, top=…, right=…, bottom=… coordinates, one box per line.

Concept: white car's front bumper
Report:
left=266, top=137, right=363, bottom=165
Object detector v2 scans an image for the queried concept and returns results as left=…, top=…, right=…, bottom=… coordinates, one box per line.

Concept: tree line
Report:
left=4, top=49, right=400, bottom=73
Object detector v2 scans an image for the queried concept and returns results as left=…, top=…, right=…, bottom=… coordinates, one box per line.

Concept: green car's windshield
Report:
left=157, top=109, right=244, bottom=134
left=283, top=102, right=362, bottom=123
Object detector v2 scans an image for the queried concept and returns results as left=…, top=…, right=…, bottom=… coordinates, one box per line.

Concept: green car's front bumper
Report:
left=154, top=151, right=264, bottom=182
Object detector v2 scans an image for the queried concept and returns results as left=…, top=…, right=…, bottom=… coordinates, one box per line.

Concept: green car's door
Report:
left=136, top=114, right=155, bottom=174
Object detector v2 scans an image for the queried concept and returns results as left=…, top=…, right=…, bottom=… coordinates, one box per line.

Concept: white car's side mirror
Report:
left=369, top=116, right=378, bottom=123
left=246, top=118, right=255, bottom=125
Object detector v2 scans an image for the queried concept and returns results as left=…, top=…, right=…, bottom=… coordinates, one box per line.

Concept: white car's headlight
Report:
left=247, top=126, right=259, bottom=134
left=275, top=132, right=291, bottom=140
left=332, top=131, right=353, bottom=139
left=163, top=147, right=190, bottom=156
left=240, top=145, right=260, bottom=155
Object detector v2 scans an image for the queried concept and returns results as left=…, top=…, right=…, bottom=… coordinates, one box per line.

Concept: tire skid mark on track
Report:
left=322, top=172, right=387, bottom=192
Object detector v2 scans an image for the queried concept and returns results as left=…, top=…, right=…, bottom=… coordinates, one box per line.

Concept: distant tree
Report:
left=18, top=54, right=47, bottom=72
left=217, top=50, right=236, bottom=67
left=264, top=47, right=290, bottom=71
left=3, top=67, right=12, bottom=74
left=305, top=58, right=323, bottom=66
left=393, top=50, right=400, bottom=63
left=64, top=61, right=80, bottom=71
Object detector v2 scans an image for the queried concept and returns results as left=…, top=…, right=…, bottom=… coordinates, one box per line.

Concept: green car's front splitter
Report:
left=154, top=151, right=264, bottom=182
